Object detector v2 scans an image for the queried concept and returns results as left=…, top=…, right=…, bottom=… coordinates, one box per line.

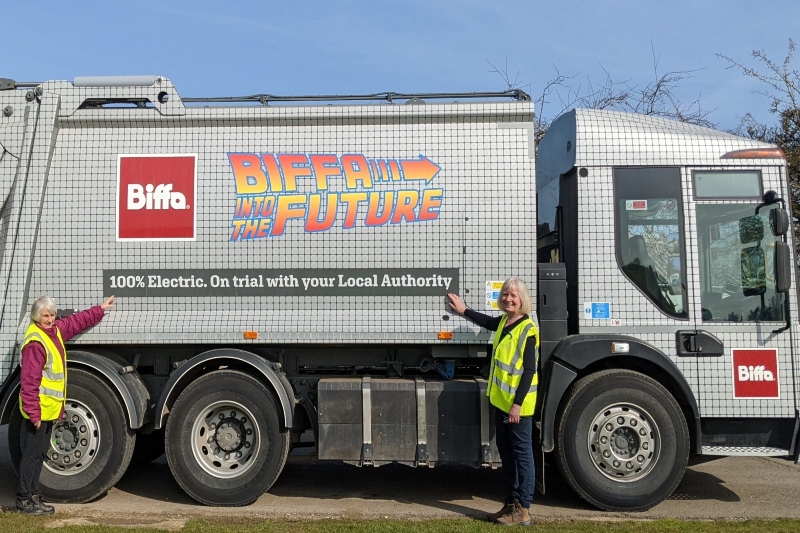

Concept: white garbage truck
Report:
left=0, top=75, right=797, bottom=511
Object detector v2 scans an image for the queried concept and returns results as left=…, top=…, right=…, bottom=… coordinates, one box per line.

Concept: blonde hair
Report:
left=31, top=295, right=57, bottom=322
left=500, top=277, right=532, bottom=315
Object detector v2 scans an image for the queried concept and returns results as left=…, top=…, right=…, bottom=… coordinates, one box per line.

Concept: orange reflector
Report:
left=438, top=331, right=453, bottom=340
left=721, top=148, right=785, bottom=159
left=243, top=331, right=258, bottom=340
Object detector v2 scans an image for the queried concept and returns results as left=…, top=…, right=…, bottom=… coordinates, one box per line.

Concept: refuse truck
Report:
left=0, top=75, right=797, bottom=511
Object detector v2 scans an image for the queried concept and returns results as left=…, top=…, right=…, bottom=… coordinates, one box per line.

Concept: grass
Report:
left=2, top=516, right=800, bottom=533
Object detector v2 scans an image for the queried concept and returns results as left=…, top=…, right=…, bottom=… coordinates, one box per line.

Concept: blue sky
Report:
left=4, top=1, right=798, bottom=131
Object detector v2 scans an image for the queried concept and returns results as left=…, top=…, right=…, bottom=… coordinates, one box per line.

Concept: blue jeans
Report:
left=494, top=407, right=535, bottom=508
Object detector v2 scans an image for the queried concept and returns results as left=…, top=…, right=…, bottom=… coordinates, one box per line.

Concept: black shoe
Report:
left=15, top=496, right=54, bottom=515
left=32, top=494, right=55, bottom=514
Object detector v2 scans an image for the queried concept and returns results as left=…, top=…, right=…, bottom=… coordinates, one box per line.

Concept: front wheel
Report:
left=165, top=370, right=290, bottom=506
left=556, top=369, right=689, bottom=511
left=9, top=368, right=136, bottom=502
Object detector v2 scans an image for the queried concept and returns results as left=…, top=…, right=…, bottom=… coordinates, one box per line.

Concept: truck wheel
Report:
left=164, top=370, right=290, bottom=506
left=555, top=369, right=689, bottom=511
left=9, top=368, right=136, bottom=502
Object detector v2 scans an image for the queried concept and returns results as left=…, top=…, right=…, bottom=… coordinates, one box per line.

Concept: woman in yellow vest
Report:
left=448, top=277, right=538, bottom=526
left=16, top=294, right=116, bottom=515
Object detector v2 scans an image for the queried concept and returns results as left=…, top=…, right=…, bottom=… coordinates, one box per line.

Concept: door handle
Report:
left=676, top=330, right=724, bottom=357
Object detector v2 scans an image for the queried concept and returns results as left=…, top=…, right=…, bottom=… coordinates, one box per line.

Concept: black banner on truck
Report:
left=103, top=268, right=458, bottom=297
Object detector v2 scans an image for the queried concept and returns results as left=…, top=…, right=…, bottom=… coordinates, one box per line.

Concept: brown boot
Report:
left=487, top=501, right=514, bottom=522
left=495, top=499, right=531, bottom=526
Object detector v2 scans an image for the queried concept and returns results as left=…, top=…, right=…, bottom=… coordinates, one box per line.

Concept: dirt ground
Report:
left=1, top=426, right=799, bottom=529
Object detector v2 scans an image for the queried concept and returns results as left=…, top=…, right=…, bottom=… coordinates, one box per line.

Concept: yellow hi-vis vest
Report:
left=487, top=315, right=539, bottom=416
left=19, top=323, right=67, bottom=422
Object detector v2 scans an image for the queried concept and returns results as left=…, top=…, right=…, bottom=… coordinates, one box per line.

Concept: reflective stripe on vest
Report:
left=487, top=315, right=539, bottom=416
left=19, top=323, right=67, bottom=421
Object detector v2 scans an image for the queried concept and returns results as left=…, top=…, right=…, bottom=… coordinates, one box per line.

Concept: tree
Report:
left=719, top=40, right=800, bottom=251
left=488, top=45, right=715, bottom=146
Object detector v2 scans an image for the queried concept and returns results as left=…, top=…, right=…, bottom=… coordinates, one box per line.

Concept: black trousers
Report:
left=17, top=418, right=53, bottom=499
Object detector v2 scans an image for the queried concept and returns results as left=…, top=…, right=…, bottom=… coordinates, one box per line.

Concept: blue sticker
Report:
left=583, top=302, right=611, bottom=319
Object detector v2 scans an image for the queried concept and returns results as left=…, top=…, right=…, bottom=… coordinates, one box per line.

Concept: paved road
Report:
left=1, top=426, right=799, bottom=528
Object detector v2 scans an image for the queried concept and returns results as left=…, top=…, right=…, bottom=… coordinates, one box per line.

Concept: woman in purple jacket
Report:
left=16, top=294, right=115, bottom=515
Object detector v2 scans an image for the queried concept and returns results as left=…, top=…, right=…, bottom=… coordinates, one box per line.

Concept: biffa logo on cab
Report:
left=732, top=348, right=779, bottom=399
left=117, top=155, right=197, bottom=240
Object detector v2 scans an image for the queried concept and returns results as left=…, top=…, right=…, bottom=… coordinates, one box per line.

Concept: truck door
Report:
left=685, top=168, right=796, bottom=429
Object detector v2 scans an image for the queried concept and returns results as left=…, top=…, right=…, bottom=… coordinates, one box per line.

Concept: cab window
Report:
left=614, top=168, right=687, bottom=318
left=696, top=203, right=784, bottom=322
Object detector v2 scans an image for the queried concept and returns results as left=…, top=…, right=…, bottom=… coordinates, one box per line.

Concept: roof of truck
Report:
left=537, top=108, right=781, bottom=183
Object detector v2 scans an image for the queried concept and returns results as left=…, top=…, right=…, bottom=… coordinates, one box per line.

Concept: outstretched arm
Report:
left=447, top=293, right=502, bottom=331
left=57, top=296, right=116, bottom=341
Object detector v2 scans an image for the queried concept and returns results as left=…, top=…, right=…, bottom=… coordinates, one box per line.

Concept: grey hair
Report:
left=31, top=295, right=57, bottom=322
left=500, top=277, right=532, bottom=316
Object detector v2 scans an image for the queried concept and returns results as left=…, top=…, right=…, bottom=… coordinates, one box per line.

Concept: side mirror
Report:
left=769, top=208, right=790, bottom=236
left=774, top=242, right=792, bottom=293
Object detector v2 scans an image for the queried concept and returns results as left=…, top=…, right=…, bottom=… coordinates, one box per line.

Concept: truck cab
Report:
left=536, top=109, right=798, bottom=510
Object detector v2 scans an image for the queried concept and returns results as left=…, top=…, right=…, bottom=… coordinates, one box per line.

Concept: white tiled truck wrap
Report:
left=0, top=78, right=535, bottom=381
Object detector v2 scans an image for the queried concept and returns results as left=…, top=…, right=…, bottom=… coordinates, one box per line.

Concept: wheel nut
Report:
left=603, top=450, right=611, bottom=458
left=600, top=436, right=607, bottom=444
left=64, top=456, right=70, bottom=463
left=639, top=428, right=647, bottom=436
left=75, top=451, right=82, bottom=458
left=638, top=455, right=645, bottom=463
left=80, top=425, right=87, bottom=433
left=626, top=461, right=633, bottom=469
left=617, top=417, right=624, bottom=425
left=219, top=413, right=224, bottom=420
left=209, top=423, right=216, bottom=430
left=246, top=428, right=252, bottom=435
left=612, top=460, right=620, bottom=468
left=241, top=417, right=247, bottom=423
left=81, top=439, right=88, bottom=446
left=224, top=453, right=230, bottom=460
left=230, top=411, right=236, bottom=417
left=642, top=442, right=649, bottom=450
left=630, top=420, right=637, bottom=426
left=606, top=423, right=613, bottom=431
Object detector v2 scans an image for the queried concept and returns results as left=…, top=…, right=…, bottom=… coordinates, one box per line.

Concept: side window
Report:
left=696, top=204, right=784, bottom=322
left=614, top=168, right=687, bottom=318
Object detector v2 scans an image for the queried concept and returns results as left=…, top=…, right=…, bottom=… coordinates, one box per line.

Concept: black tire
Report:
left=165, top=370, right=290, bottom=506
left=130, top=428, right=166, bottom=465
left=555, top=369, right=689, bottom=511
left=9, top=368, right=136, bottom=502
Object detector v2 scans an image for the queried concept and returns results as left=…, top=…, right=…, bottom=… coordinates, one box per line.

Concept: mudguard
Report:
left=540, top=334, right=701, bottom=453
left=153, top=348, right=294, bottom=430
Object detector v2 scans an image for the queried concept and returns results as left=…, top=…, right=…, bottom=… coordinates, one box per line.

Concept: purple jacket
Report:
left=20, top=306, right=105, bottom=423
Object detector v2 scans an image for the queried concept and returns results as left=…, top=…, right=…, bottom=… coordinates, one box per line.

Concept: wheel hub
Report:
left=191, top=402, right=260, bottom=479
left=214, top=419, right=244, bottom=452
left=587, top=404, right=659, bottom=482
left=46, top=403, right=99, bottom=475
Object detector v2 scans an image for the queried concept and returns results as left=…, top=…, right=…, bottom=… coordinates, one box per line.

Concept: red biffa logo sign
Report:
left=117, top=155, right=197, bottom=240
left=732, top=348, right=779, bottom=399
